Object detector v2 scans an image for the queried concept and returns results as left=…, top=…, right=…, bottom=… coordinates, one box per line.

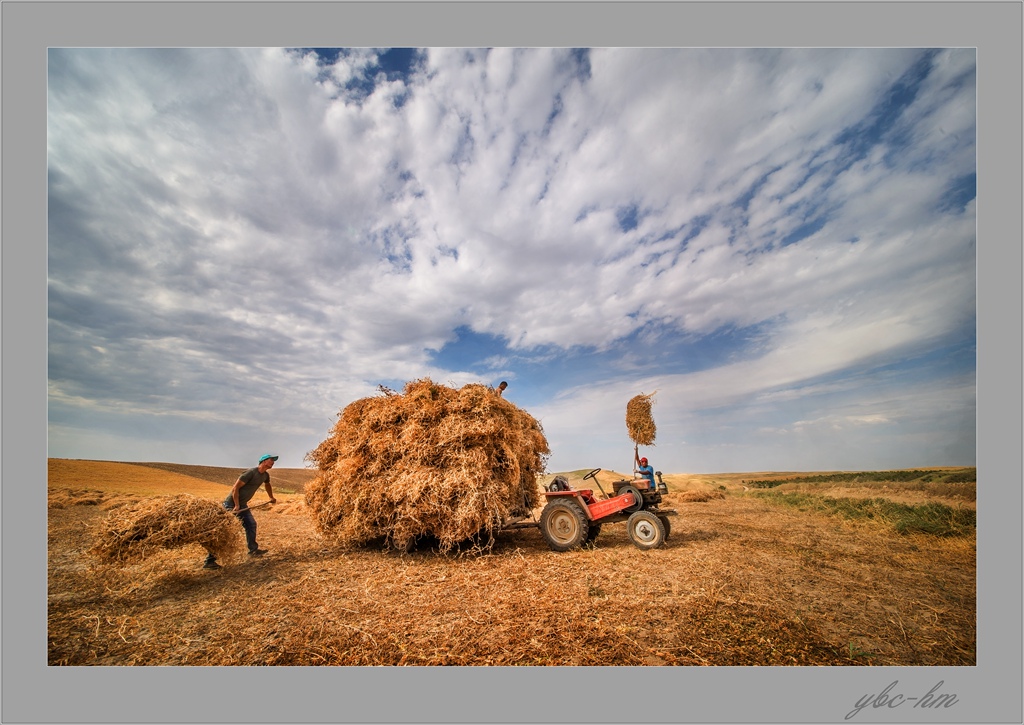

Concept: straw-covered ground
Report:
left=48, top=459, right=976, bottom=666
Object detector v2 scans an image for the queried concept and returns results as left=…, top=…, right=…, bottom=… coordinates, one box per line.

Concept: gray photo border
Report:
left=3, top=1, right=1021, bottom=723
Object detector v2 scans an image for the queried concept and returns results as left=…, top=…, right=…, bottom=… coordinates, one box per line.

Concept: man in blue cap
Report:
left=203, top=454, right=278, bottom=569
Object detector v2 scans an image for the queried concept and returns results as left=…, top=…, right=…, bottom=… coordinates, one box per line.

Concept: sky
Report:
left=46, top=47, right=977, bottom=474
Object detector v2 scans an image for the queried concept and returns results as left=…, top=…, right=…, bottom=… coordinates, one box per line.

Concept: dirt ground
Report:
left=47, top=460, right=975, bottom=666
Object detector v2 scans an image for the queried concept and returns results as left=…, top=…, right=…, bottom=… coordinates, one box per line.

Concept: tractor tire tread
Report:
left=539, top=500, right=590, bottom=552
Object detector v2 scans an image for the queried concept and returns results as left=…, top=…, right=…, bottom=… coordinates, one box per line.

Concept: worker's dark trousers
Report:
left=204, top=503, right=258, bottom=564
left=229, top=503, right=259, bottom=552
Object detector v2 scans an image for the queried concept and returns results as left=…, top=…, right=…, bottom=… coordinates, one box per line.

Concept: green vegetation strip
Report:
left=744, top=468, right=976, bottom=488
left=754, top=491, right=976, bottom=537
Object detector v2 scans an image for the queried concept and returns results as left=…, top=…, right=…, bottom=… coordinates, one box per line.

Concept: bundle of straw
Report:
left=305, top=378, right=550, bottom=553
left=626, top=392, right=657, bottom=446
left=90, top=494, right=243, bottom=563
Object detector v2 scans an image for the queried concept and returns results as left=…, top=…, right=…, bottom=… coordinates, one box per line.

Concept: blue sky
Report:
left=47, top=47, right=976, bottom=473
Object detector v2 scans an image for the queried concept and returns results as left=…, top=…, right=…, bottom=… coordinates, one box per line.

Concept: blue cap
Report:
left=259, top=454, right=279, bottom=463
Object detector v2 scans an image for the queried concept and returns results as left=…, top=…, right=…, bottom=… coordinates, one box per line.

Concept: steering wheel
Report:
left=582, top=468, right=602, bottom=481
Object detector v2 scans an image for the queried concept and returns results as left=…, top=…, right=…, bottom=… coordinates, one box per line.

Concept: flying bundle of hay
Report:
left=90, top=494, right=242, bottom=564
left=626, top=392, right=657, bottom=446
left=305, top=378, right=550, bottom=553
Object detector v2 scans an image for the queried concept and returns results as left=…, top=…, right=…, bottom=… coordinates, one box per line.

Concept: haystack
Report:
left=305, top=378, right=550, bottom=553
left=90, top=494, right=242, bottom=563
left=626, top=392, right=657, bottom=446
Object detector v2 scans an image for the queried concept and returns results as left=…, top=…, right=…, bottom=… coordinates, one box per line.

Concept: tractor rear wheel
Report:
left=539, top=500, right=590, bottom=552
left=584, top=523, right=602, bottom=547
left=626, top=511, right=666, bottom=550
left=620, top=485, right=644, bottom=513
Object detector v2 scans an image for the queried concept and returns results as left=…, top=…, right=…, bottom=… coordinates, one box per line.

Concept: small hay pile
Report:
left=305, top=378, right=550, bottom=553
left=269, top=500, right=307, bottom=515
left=90, top=494, right=242, bottom=564
left=49, top=490, right=104, bottom=509
left=677, top=490, right=727, bottom=503
left=49, top=489, right=142, bottom=510
left=626, top=392, right=657, bottom=446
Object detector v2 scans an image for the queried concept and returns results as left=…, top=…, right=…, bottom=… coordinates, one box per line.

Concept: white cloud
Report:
left=47, top=47, right=976, bottom=470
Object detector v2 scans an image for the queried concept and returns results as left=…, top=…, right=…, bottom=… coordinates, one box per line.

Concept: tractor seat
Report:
left=548, top=476, right=570, bottom=492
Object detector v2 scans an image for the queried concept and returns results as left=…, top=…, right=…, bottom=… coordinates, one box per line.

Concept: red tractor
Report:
left=537, top=468, right=676, bottom=551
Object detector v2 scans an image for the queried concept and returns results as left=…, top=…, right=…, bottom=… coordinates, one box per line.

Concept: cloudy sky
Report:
left=47, top=47, right=977, bottom=474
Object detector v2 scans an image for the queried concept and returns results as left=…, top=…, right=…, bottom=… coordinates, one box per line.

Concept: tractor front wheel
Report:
left=626, top=511, right=666, bottom=550
left=540, top=500, right=590, bottom=552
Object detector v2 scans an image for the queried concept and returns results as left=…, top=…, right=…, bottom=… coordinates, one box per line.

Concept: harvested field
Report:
left=130, top=460, right=317, bottom=493
left=48, top=460, right=975, bottom=666
left=48, top=458, right=315, bottom=498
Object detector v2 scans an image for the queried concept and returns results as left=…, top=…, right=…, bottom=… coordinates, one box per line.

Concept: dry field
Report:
left=48, top=459, right=975, bottom=666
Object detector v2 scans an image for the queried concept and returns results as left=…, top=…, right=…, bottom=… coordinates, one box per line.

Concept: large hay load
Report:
left=305, top=378, right=550, bottom=553
left=626, top=392, right=657, bottom=446
left=90, top=494, right=242, bottom=563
